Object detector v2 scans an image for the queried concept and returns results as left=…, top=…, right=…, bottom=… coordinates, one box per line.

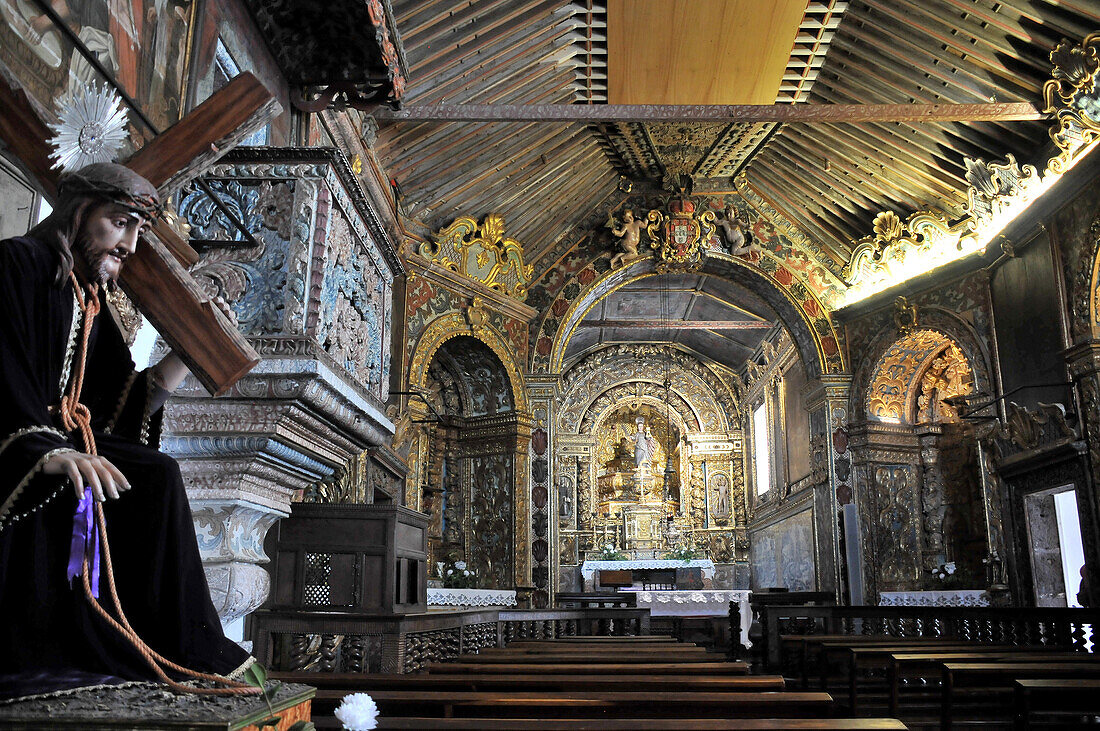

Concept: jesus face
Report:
left=75, top=201, right=149, bottom=285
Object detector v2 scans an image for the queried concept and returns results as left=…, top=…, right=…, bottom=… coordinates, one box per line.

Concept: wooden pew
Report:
left=1014, top=678, right=1100, bottom=729
left=785, top=634, right=994, bottom=689
left=328, top=689, right=836, bottom=720
left=495, top=642, right=699, bottom=652
left=761, top=605, right=1100, bottom=673
left=371, top=718, right=909, bottom=730
left=840, top=642, right=1049, bottom=714
left=941, top=661, right=1100, bottom=730
left=457, top=651, right=715, bottom=663
left=887, top=649, right=1087, bottom=716
left=425, top=661, right=750, bottom=675
left=272, top=671, right=786, bottom=694
left=507, top=635, right=676, bottom=643
left=478, top=644, right=708, bottom=655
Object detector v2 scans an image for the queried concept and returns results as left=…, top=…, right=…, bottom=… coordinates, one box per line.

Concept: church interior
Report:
left=6, top=0, right=1100, bottom=727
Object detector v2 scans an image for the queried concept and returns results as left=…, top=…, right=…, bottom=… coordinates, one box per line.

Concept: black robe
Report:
left=0, top=236, right=250, bottom=698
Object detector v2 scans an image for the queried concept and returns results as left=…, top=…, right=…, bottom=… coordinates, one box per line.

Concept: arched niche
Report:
left=853, top=308, right=993, bottom=423
left=558, top=343, right=737, bottom=436
left=405, top=314, right=531, bottom=592
left=865, top=330, right=974, bottom=424
left=408, top=312, right=528, bottom=413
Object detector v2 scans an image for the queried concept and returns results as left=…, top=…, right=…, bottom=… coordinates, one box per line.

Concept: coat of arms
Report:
left=646, top=196, right=715, bottom=271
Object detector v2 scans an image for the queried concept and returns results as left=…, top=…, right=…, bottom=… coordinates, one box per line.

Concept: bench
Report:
left=839, top=642, right=1035, bottom=713
left=1014, top=678, right=1100, bottom=728
left=325, top=689, right=836, bottom=720
left=425, top=661, right=751, bottom=674
left=272, top=671, right=786, bottom=694
left=941, top=661, right=1100, bottom=729
left=457, top=650, right=715, bottom=663
left=887, top=649, right=1086, bottom=715
left=760, top=605, right=1100, bottom=673
left=371, top=719, right=909, bottom=730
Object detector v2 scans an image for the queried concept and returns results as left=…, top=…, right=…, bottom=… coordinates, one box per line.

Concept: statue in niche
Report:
left=608, top=209, right=646, bottom=269
left=712, top=473, right=731, bottom=521
left=717, top=206, right=757, bottom=256
left=626, top=416, right=657, bottom=472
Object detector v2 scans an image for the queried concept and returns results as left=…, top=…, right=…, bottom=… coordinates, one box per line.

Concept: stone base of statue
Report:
left=0, top=682, right=314, bottom=730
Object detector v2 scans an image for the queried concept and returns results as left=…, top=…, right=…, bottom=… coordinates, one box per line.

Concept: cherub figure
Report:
left=608, top=209, right=646, bottom=269
left=716, top=205, right=758, bottom=256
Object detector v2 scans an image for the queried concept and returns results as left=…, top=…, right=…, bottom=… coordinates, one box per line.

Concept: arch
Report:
left=853, top=307, right=993, bottom=425
left=579, top=383, right=698, bottom=435
left=408, top=313, right=529, bottom=413
left=557, top=345, right=734, bottom=435
left=542, top=253, right=844, bottom=379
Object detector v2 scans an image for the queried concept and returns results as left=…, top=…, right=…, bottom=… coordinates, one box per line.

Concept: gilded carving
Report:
left=866, top=330, right=973, bottom=424
left=420, top=213, right=533, bottom=300
left=645, top=195, right=715, bottom=271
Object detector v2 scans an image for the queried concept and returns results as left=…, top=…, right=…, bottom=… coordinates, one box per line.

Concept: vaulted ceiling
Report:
left=375, top=0, right=1100, bottom=370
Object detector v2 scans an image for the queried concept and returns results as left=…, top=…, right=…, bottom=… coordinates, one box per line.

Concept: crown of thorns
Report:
left=58, top=169, right=164, bottom=220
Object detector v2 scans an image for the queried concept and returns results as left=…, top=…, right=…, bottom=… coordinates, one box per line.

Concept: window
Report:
left=753, top=402, right=770, bottom=495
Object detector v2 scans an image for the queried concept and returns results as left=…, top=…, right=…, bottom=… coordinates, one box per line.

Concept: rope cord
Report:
left=63, top=274, right=260, bottom=696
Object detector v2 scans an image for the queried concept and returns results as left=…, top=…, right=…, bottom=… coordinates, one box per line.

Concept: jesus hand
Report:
left=43, top=452, right=131, bottom=503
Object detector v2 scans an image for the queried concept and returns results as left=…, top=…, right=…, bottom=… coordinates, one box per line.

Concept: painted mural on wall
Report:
left=750, top=509, right=816, bottom=591
left=0, top=0, right=193, bottom=139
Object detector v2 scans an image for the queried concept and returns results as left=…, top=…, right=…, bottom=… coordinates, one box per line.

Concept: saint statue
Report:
left=0, top=163, right=252, bottom=698
left=628, top=416, right=657, bottom=471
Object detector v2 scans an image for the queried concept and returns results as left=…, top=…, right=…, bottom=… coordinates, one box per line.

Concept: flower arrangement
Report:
left=440, top=559, right=477, bottom=588
left=594, top=543, right=627, bottom=561
left=662, top=545, right=697, bottom=561
left=334, top=693, right=379, bottom=730
left=930, top=560, right=960, bottom=587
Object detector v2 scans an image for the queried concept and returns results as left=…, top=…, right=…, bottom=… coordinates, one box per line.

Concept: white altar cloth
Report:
left=581, top=559, right=716, bottom=588
left=427, top=588, right=518, bottom=608
left=879, top=590, right=990, bottom=607
left=621, top=588, right=752, bottom=648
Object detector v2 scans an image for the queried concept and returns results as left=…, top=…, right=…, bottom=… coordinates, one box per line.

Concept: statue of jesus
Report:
left=0, top=163, right=252, bottom=698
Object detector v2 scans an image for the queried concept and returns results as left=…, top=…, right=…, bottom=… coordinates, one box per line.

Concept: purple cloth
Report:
left=66, top=487, right=100, bottom=598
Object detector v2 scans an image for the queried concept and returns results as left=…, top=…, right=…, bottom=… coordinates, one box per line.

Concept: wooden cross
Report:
left=0, top=72, right=280, bottom=395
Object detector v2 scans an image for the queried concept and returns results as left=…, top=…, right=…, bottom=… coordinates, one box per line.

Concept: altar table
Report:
left=581, top=559, right=716, bottom=591
left=620, top=588, right=752, bottom=648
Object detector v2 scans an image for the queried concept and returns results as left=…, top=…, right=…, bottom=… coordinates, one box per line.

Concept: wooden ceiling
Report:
left=607, top=0, right=807, bottom=105
left=377, top=0, right=1100, bottom=369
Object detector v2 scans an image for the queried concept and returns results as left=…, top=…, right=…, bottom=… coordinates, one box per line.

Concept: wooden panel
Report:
left=608, top=0, right=807, bottom=105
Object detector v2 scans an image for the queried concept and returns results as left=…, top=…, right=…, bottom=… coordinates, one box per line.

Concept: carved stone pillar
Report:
left=916, top=425, right=946, bottom=570
left=527, top=375, right=559, bottom=608
left=803, top=375, right=851, bottom=597
left=169, top=148, right=402, bottom=625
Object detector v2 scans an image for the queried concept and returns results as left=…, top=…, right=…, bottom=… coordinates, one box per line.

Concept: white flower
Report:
left=335, top=692, right=379, bottom=731
left=463, top=569, right=471, bottom=576
left=446, top=569, right=454, bottom=576
left=604, top=544, right=614, bottom=551
left=944, top=562, right=956, bottom=575
left=455, top=561, right=467, bottom=570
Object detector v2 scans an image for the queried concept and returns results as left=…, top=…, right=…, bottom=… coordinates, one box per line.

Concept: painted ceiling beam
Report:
left=375, top=101, right=1043, bottom=124
left=577, top=320, right=774, bottom=330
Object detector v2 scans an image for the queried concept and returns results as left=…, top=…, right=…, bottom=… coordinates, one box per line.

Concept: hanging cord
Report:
left=62, top=274, right=260, bottom=697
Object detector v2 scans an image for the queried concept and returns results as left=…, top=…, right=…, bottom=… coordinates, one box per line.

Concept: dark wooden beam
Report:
left=375, top=102, right=1044, bottom=124
left=578, top=320, right=773, bottom=330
